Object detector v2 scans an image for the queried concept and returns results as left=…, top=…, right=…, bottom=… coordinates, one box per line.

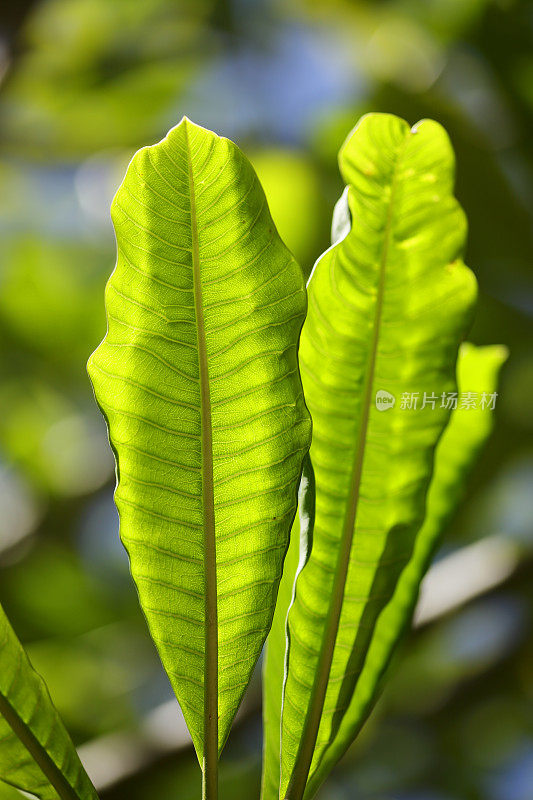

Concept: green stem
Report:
left=184, top=119, right=218, bottom=800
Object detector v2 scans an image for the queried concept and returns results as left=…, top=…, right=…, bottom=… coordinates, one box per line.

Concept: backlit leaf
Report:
left=87, top=117, right=311, bottom=784
left=271, top=113, right=478, bottom=799
left=304, top=341, right=507, bottom=798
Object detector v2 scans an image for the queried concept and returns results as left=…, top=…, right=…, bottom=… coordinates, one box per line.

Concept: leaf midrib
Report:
left=284, top=129, right=411, bottom=800
left=184, top=122, right=218, bottom=798
left=0, top=690, right=83, bottom=800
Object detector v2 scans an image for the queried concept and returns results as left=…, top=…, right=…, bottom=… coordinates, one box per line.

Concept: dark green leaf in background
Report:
left=0, top=602, right=98, bottom=800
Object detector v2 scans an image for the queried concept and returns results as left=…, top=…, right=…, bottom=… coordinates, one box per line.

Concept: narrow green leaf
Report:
left=0, top=602, right=98, bottom=800
left=276, top=113, right=478, bottom=799
left=87, top=117, right=311, bottom=788
left=261, top=454, right=315, bottom=800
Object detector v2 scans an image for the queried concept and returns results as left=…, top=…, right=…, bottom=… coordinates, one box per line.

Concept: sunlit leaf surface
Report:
left=305, top=341, right=507, bottom=797
left=87, top=118, right=311, bottom=770
left=263, top=345, right=507, bottom=799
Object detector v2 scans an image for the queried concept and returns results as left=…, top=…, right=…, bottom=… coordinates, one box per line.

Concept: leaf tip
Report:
left=169, top=114, right=215, bottom=140
left=338, top=112, right=411, bottom=180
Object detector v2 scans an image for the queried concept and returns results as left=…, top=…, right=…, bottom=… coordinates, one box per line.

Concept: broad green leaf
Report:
left=87, top=117, right=311, bottom=783
left=304, top=341, right=507, bottom=798
left=275, top=113, right=478, bottom=799
left=0, top=602, right=98, bottom=800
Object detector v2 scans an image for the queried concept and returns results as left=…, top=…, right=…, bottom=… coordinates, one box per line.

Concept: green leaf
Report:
left=274, top=113, right=478, bottom=799
left=87, top=117, right=311, bottom=788
left=304, top=341, right=507, bottom=798
left=0, top=602, right=98, bottom=800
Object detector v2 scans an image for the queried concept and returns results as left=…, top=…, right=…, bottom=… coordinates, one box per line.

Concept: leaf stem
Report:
left=184, top=120, right=218, bottom=800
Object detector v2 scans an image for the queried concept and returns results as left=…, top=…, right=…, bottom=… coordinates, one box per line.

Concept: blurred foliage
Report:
left=0, top=0, right=532, bottom=798
left=0, top=0, right=212, bottom=156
